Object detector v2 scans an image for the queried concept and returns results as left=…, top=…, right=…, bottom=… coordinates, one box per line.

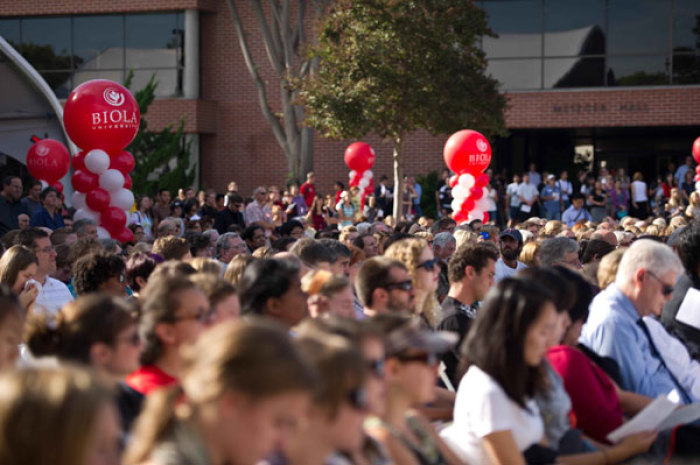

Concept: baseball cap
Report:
left=499, top=228, right=523, bottom=242
left=385, top=321, right=457, bottom=356
left=547, top=174, right=555, bottom=181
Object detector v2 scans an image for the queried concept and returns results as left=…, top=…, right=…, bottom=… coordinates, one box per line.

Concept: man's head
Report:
left=546, top=174, right=556, bottom=186
left=152, top=236, right=192, bottom=261
left=2, top=176, right=22, bottom=201
left=156, top=219, right=178, bottom=238
left=430, top=217, right=456, bottom=235
left=216, top=232, right=247, bottom=264
left=72, top=219, right=98, bottom=240
left=227, top=193, right=244, bottom=212
left=512, top=174, right=521, bottom=184
left=616, top=240, right=682, bottom=317
left=50, top=227, right=77, bottom=247
left=498, top=228, right=523, bottom=262
left=40, top=187, right=58, bottom=209
left=352, top=233, right=378, bottom=258
left=72, top=252, right=127, bottom=296
left=448, top=242, right=499, bottom=302
left=157, top=188, right=171, bottom=205
left=571, top=192, right=585, bottom=210
left=242, top=224, right=266, bottom=252
left=433, top=232, right=456, bottom=264
left=17, top=214, right=29, bottom=230
left=540, top=237, right=581, bottom=269
left=289, top=238, right=333, bottom=270
left=28, top=181, right=42, bottom=200
left=306, top=171, right=316, bottom=183
left=253, top=187, right=267, bottom=204
left=16, top=228, right=55, bottom=277
left=318, top=239, right=351, bottom=277
left=522, top=172, right=530, bottom=184
left=675, top=222, right=700, bottom=278
left=355, top=257, right=414, bottom=313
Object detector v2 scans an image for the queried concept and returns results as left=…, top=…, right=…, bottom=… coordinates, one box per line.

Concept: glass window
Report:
left=125, top=13, right=180, bottom=68
left=607, top=55, right=669, bottom=86
left=545, top=57, right=605, bottom=87
left=544, top=0, right=605, bottom=56
left=40, top=71, right=74, bottom=98
left=608, top=0, right=670, bottom=55
left=481, top=0, right=542, bottom=58
left=73, top=15, right=124, bottom=70
left=672, top=53, right=700, bottom=84
left=20, top=17, right=73, bottom=71
left=487, top=58, right=542, bottom=90
left=130, top=69, right=180, bottom=97
left=673, top=0, right=700, bottom=52
left=0, top=19, right=21, bottom=45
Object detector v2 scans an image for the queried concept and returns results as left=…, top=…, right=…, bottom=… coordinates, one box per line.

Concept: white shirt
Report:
left=517, top=183, right=538, bottom=204
left=506, top=182, right=521, bottom=207
left=528, top=171, right=542, bottom=187
left=557, top=179, right=573, bottom=199
left=441, top=365, right=543, bottom=464
left=34, top=277, right=74, bottom=315
left=631, top=180, right=648, bottom=202
left=495, top=257, right=527, bottom=282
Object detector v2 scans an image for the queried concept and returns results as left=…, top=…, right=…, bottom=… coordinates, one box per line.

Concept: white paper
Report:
left=520, top=204, right=532, bottom=213
left=657, top=403, right=700, bottom=431
left=607, top=396, right=677, bottom=443
left=676, top=288, right=700, bottom=330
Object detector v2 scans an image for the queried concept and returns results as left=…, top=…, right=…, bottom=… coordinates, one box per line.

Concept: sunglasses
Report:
left=383, top=280, right=413, bottom=292
left=417, top=258, right=439, bottom=271
left=366, top=359, right=385, bottom=378
left=646, top=271, right=674, bottom=297
left=395, top=352, right=439, bottom=367
left=346, top=386, right=369, bottom=411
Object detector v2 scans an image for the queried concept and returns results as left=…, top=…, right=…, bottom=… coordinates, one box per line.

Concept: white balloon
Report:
left=477, top=197, right=490, bottom=211
left=71, top=191, right=86, bottom=210
left=365, top=170, right=374, bottom=179
left=451, top=198, right=463, bottom=212
left=349, top=170, right=357, bottom=179
left=99, top=169, right=125, bottom=192
left=696, top=181, right=700, bottom=192
left=84, top=149, right=111, bottom=174
left=458, top=174, right=475, bottom=190
left=451, top=185, right=468, bottom=200
left=73, top=208, right=100, bottom=223
left=40, top=180, right=48, bottom=189
left=359, top=179, right=369, bottom=189
left=468, top=209, right=484, bottom=222
left=110, top=188, right=135, bottom=211
left=96, top=226, right=110, bottom=239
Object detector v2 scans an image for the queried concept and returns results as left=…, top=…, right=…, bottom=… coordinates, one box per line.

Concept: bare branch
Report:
left=249, top=0, right=285, bottom=75
left=293, top=0, right=306, bottom=51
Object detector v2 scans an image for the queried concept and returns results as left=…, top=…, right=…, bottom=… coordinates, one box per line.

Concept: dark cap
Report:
left=499, top=228, right=523, bottom=242
left=385, top=322, right=457, bottom=356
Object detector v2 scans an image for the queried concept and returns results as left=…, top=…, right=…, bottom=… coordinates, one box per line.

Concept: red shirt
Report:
left=300, top=182, right=316, bottom=207
left=126, top=365, right=178, bottom=395
left=547, top=346, right=623, bottom=444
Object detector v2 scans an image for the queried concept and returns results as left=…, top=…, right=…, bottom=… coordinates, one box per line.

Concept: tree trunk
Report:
left=392, top=135, right=404, bottom=220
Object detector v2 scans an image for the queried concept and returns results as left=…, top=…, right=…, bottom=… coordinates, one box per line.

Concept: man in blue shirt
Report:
left=540, top=174, right=561, bottom=220
left=561, top=193, right=592, bottom=227
left=580, top=239, right=695, bottom=403
left=30, top=186, right=64, bottom=231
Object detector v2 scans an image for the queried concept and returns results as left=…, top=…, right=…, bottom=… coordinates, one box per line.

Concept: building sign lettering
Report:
left=552, top=103, right=649, bottom=114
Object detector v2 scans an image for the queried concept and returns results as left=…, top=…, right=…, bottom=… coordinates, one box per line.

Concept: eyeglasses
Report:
left=174, top=307, right=215, bottom=324
left=366, top=359, right=385, bottom=378
left=346, top=386, right=369, bottom=411
left=646, top=271, right=674, bottom=297
left=395, top=352, right=439, bottom=367
left=383, top=280, right=413, bottom=292
left=416, top=258, right=439, bottom=271
left=117, top=332, right=140, bottom=347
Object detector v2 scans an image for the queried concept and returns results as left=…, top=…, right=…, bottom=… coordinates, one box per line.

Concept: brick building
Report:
left=1, top=1, right=699, bottom=198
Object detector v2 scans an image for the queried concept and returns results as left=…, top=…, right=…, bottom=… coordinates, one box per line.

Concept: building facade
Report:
left=1, top=0, right=699, bottom=196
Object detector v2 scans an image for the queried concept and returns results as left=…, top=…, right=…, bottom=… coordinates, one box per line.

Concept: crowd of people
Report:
left=0, top=159, right=699, bottom=465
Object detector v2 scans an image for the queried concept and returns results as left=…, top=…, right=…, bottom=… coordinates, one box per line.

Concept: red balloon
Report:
left=475, top=173, right=490, bottom=188
left=443, top=129, right=492, bottom=175
left=469, top=186, right=484, bottom=200
left=111, top=150, right=135, bottom=174
left=101, top=207, right=127, bottom=233
left=462, top=198, right=475, bottom=211
left=695, top=165, right=700, bottom=176
left=482, top=212, right=490, bottom=223
left=72, top=151, right=86, bottom=171
left=453, top=211, right=470, bottom=224
left=112, top=227, right=134, bottom=244
left=448, top=175, right=459, bottom=188
left=693, top=137, right=700, bottom=164
left=52, top=182, right=64, bottom=194
left=350, top=172, right=362, bottom=187
left=344, top=142, right=376, bottom=172
left=123, top=174, right=133, bottom=190
left=71, top=169, right=99, bottom=193
left=26, top=139, right=70, bottom=184
left=63, top=80, right=140, bottom=152
left=86, top=188, right=111, bottom=212
left=695, top=174, right=700, bottom=182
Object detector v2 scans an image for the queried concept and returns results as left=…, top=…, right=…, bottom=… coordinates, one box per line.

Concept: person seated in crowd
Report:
left=302, top=270, right=355, bottom=319
left=355, top=257, right=415, bottom=318
left=494, top=228, right=526, bottom=282
left=438, top=242, right=498, bottom=387
left=238, top=257, right=308, bottom=328
left=433, top=231, right=457, bottom=303
left=318, top=238, right=352, bottom=277
left=0, top=245, right=38, bottom=311
left=73, top=218, right=98, bottom=240
left=125, top=252, right=158, bottom=299
left=215, top=232, right=247, bottom=270
left=186, top=232, right=213, bottom=258
left=152, top=235, right=191, bottom=261
left=73, top=252, right=127, bottom=297
left=126, top=274, right=208, bottom=395
left=214, top=193, right=245, bottom=234
left=289, top=238, right=334, bottom=271
left=189, top=272, right=240, bottom=324
left=50, top=226, right=78, bottom=247
left=539, top=237, right=582, bottom=270
left=0, top=285, right=23, bottom=372
left=440, top=278, right=656, bottom=464
left=353, top=233, right=380, bottom=259
left=243, top=224, right=267, bottom=253
left=124, top=319, right=315, bottom=465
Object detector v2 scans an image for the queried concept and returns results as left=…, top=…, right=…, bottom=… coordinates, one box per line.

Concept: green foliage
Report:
left=298, top=0, right=507, bottom=141
left=416, top=170, right=439, bottom=219
left=124, top=70, right=194, bottom=198
left=11, top=41, right=81, bottom=90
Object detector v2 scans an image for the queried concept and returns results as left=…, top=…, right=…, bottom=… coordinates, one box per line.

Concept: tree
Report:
left=224, top=0, right=329, bottom=184
left=124, top=71, right=194, bottom=198
left=299, top=0, right=507, bottom=219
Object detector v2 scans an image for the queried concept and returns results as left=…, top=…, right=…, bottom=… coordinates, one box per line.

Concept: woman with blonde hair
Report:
left=125, top=319, right=316, bottom=465
left=664, top=187, right=685, bottom=218
left=384, top=238, right=440, bottom=328
left=518, top=241, right=541, bottom=267
left=596, top=248, right=625, bottom=290
left=188, top=257, right=223, bottom=275
left=685, top=191, right=700, bottom=219
left=224, top=254, right=257, bottom=286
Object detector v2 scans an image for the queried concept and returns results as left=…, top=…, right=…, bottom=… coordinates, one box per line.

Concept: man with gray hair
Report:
left=433, top=232, right=456, bottom=302
left=216, top=232, right=247, bottom=269
left=581, top=239, right=695, bottom=402
left=539, top=236, right=581, bottom=269
left=72, top=218, right=98, bottom=240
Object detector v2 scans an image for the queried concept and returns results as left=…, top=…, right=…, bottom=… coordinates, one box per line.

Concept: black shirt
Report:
left=213, top=208, right=245, bottom=234
left=437, top=296, right=478, bottom=388
left=661, top=273, right=700, bottom=361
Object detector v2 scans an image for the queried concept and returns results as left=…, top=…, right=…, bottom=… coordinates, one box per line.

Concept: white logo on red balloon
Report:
left=35, top=145, right=50, bottom=157
left=476, top=138, right=488, bottom=153
left=103, top=89, right=125, bottom=107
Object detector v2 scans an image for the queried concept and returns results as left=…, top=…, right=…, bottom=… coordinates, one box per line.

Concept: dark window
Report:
left=0, top=19, right=21, bottom=44
left=125, top=13, right=180, bottom=69
left=672, top=53, right=700, bottom=84
left=607, top=55, right=669, bottom=86
left=20, top=17, right=73, bottom=72
left=546, top=57, right=605, bottom=88
left=487, top=58, right=542, bottom=90
left=73, top=15, right=124, bottom=71
left=544, top=0, right=605, bottom=57
left=673, top=0, right=700, bottom=52
left=607, top=0, right=670, bottom=55
left=482, top=0, right=542, bottom=58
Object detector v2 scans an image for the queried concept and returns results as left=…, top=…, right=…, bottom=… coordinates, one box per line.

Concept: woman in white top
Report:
left=130, top=195, right=154, bottom=239
left=630, top=172, right=650, bottom=219
left=441, top=278, right=656, bottom=465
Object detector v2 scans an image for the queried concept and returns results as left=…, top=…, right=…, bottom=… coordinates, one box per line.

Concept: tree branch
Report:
left=249, top=0, right=285, bottom=75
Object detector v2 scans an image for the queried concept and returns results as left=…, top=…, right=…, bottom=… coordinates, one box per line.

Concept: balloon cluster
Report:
left=443, top=130, right=493, bottom=224
left=64, top=80, right=140, bottom=243
left=25, top=139, right=71, bottom=195
left=693, top=137, right=700, bottom=191
left=344, top=142, right=376, bottom=207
